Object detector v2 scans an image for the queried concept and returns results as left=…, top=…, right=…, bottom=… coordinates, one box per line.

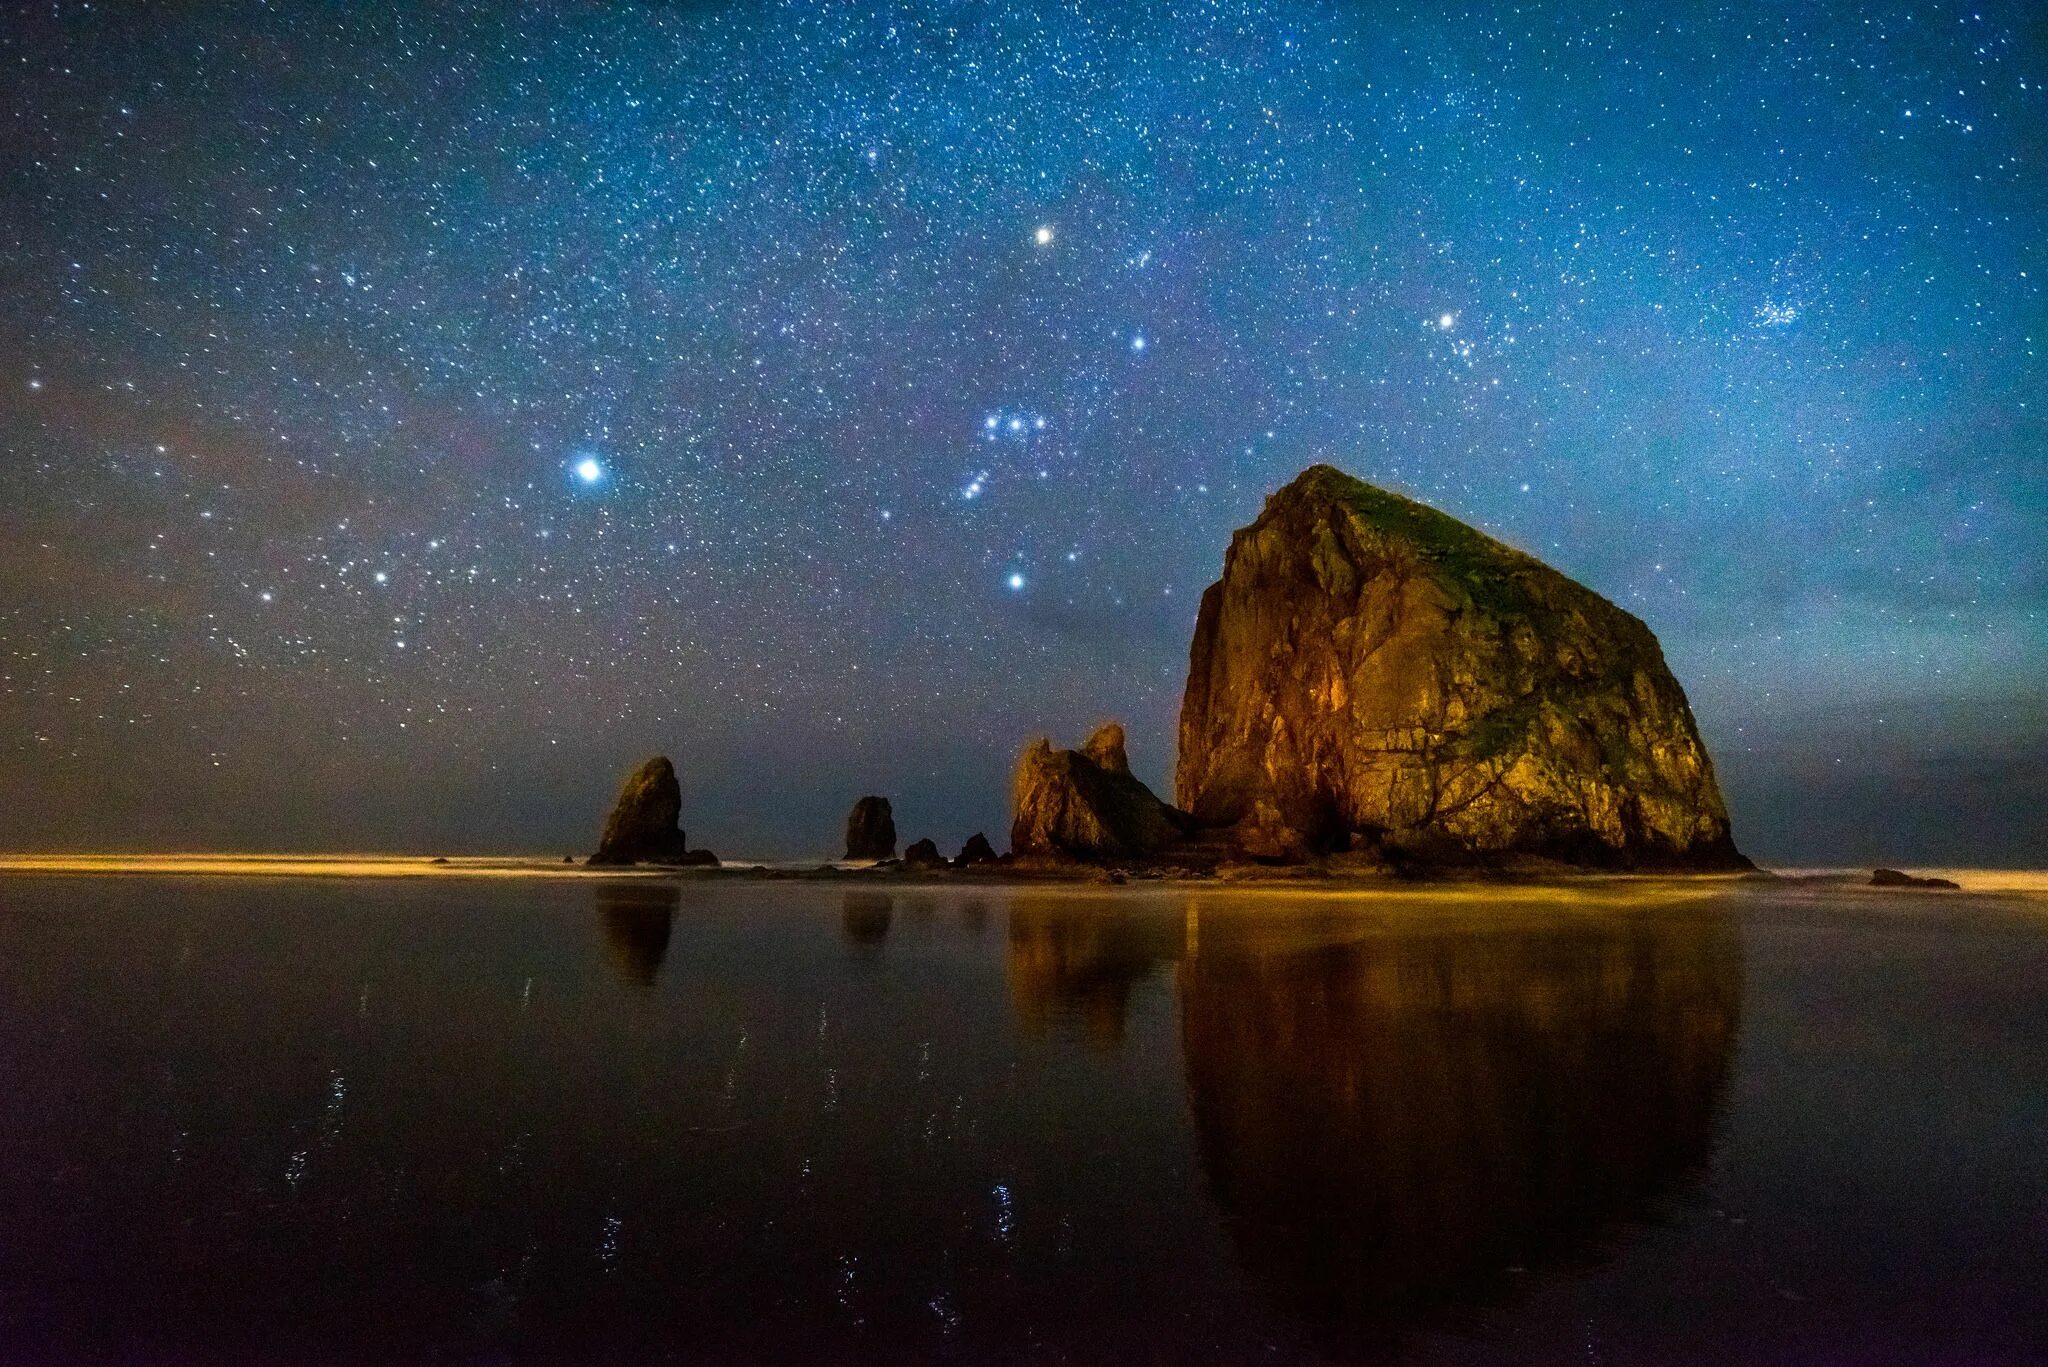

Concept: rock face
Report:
left=843, top=796, right=897, bottom=861
left=588, top=756, right=713, bottom=866
left=1177, top=465, right=1745, bottom=869
left=1011, top=722, right=1186, bottom=860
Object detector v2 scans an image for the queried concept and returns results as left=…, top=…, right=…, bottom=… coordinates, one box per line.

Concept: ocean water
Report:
left=0, top=873, right=2040, bottom=1363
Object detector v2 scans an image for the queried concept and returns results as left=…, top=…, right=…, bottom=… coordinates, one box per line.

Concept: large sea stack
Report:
left=1176, top=465, right=1745, bottom=869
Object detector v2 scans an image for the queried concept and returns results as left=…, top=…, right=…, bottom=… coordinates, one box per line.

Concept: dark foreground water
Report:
left=0, top=875, right=2042, bottom=1365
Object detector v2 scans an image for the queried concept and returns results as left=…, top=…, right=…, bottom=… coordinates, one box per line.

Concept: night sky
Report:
left=3, top=2, right=2042, bottom=864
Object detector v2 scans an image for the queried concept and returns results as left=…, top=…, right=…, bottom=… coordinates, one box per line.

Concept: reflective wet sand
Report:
left=0, top=874, right=2039, bottom=1362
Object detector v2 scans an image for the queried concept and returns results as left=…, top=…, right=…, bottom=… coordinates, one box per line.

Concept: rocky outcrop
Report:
left=1176, top=465, right=1746, bottom=869
left=955, top=832, right=1000, bottom=867
left=588, top=756, right=718, bottom=866
left=902, top=837, right=947, bottom=869
left=1011, top=722, right=1187, bottom=860
left=843, top=795, right=897, bottom=861
left=1871, top=868, right=1959, bottom=890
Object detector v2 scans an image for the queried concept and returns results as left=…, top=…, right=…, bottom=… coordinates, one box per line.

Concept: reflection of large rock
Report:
left=589, top=757, right=717, bottom=866
left=1179, top=908, right=1742, bottom=1350
left=1010, top=723, right=1186, bottom=860
left=1177, top=465, right=1747, bottom=868
left=843, top=796, right=897, bottom=861
left=594, top=882, right=679, bottom=986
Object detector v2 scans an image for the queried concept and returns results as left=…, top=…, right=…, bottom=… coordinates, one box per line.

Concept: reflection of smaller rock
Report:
left=594, top=881, right=679, bottom=986
left=844, top=796, right=897, bottom=860
left=841, top=893, right=893, bottom=949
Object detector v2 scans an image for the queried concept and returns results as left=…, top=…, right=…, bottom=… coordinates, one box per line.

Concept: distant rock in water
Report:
left=955, top=832, right=1000, bottom=867
left=1871, top=868, right=1959, bottom=890
left=902, top=837, right=947, bottom=869
left=588, top=756, right=713, bottom=866
left=1177, top=465, right=1747, bottom=869
left=1011, top=722, right=1187, bottom=860
left=843, top=796, right=897, bottom=860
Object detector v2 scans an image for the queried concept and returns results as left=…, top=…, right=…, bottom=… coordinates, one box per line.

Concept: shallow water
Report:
left=0, top=875, right=2041, bottom=1363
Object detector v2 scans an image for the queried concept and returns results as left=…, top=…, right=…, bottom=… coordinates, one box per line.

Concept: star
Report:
left=573, top=457, right=604, bottom=485
left=1033, top=224, right=1054, bottom=246
left=1006, top=572, right=1026, bottom=591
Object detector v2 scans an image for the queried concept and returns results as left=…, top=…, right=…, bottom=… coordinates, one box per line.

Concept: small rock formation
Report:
left=902, top=837, right=947, bottom=869
left=1011, top=722, right=1187, bottom=860
left=588, top=756, right=717, bottom=866
left=955, top=832, right=1000, bottom=867
left=1176, top=465, right=1747, bottom=869
left=843, top=796, right=897, bottom=861
left=1871, top=868, right=1960, bottom=890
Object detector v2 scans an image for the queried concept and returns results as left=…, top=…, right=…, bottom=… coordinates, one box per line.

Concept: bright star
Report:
left=1034, top=224, right=1054, bottom=245
left=1438, top=312, right=1456, bottom=330
left=574, top=457, right=604, bottom=484
left=1130, top=334, right=1147, bottom=352
left=1006, top=572, right=1026, bottom=591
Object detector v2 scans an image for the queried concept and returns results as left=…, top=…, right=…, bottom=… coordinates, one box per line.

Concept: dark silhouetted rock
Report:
left=955, top=832, right=999, bottom=867
left=588, top=756, right=694, bottom=865
left=902, top=837, right=947, bottom=869
left=1871, top=868, right=1959, bottom=889
left=1011, top=722, right=1187, bottom=861
left=1177, top=465, right=1747, bottom=869
left=843, top=795, right=897, bottom=860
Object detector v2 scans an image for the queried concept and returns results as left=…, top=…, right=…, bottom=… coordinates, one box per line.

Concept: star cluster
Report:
left=1, top=1, right=2042, bottom=860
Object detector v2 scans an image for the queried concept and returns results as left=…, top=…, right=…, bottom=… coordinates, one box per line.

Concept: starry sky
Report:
left=3, top=1, right=2043, bottom=865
